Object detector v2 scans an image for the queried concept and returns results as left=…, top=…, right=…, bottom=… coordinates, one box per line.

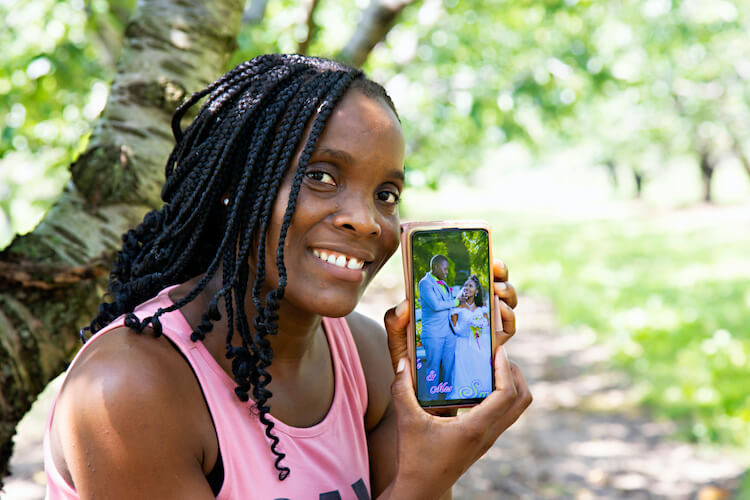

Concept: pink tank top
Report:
left=43, top=287, right=371, bottom=499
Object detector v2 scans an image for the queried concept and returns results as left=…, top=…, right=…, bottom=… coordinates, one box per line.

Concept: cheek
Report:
left=381, top=216, right=401, bottom=258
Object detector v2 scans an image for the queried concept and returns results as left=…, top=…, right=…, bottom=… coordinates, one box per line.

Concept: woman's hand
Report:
left=492, top=260, right=517, bottom=346
left=381, top=259, right=530, bottom=499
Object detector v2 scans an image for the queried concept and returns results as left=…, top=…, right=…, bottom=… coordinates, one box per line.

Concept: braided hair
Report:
left=83, top=54, right=398, bottom=480
left=467, top=274, right=483, bottom=307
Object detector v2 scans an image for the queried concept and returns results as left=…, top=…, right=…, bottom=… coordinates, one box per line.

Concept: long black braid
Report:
left=83, top=54, right=398, bottom=480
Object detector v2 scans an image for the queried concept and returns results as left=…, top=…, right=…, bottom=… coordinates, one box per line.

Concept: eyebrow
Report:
left=316, top=147, right=354, bottom=163
left=315, top=147, right=405, bottom=183
left=389, top=169, right=405, bottom=183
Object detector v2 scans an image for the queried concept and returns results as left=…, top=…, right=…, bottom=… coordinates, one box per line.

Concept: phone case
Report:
left=400, top=220, right=495, bottom=409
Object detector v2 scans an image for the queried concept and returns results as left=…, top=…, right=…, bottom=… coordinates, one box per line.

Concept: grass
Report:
left=402, top=195, right=750, bottom=449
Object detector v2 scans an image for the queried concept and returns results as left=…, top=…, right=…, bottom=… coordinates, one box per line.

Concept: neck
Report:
left=173, top=269, right=324, bottom=365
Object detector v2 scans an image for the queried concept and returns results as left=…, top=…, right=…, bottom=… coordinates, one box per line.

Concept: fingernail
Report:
left=397, top=358, right=406, bottom=373
left=497, top=282, right=507, bottom=290
left=395, top=300, right=408, bottom=316
left=501, top=346, right=509, bottom=363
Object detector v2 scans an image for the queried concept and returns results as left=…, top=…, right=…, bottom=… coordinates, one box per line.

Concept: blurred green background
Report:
left=2, top=0, right=749, bottom=460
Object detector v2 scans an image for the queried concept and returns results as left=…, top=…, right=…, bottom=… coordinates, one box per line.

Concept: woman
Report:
left=43, top=54, right=530, bottom=499
left=449, top=275, right=493, bottom=400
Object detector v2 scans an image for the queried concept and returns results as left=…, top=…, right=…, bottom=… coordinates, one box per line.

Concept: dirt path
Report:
left=3, top=282, right=747, bottom=499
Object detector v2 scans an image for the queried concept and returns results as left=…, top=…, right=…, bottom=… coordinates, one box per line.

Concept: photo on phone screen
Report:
left=411, top=227, right=493, bottom=407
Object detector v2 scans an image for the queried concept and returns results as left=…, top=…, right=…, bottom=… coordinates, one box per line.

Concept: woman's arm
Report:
left=50, top=328, right=218, bottom=500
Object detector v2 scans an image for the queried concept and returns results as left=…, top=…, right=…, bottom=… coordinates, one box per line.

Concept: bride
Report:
left=449, top=275, right=493, bottom=400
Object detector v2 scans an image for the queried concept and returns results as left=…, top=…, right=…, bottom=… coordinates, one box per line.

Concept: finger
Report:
left=468, top=346, right=517, bottom=422
left=469, top=362, right=533, bottom=463
left=494, top=280, right=518, bottom=309
left=390, top=358, right=423, bottom=417
left=493, top=259, right=508, bottom=282
left=488, top=361, right=533, bottom=437
left=499, top=298, right=516, bottom=336
left=493, top=297, right=515, bottom=346
left=384, top=300, right=410, bottom=371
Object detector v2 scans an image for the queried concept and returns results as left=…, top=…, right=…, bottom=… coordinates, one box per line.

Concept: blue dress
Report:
left=448, top=305, right=492, bottom=400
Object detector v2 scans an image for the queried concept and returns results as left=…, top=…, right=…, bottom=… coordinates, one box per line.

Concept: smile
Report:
left=312, top=248, right=365, bottom=270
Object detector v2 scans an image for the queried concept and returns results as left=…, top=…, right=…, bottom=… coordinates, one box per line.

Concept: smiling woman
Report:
left=42, top=54, right=530, bottom=500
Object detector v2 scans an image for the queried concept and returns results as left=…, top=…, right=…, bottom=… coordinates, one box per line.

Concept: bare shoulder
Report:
left=345, top=311, right=394, bottom=431
left=50, top=326, right=216, bottom=498
left=54, top=326, right=198, bottom=419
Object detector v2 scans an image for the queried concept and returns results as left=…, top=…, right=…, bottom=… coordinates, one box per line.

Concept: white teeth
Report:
left=313, top=249, right=365, bottom=270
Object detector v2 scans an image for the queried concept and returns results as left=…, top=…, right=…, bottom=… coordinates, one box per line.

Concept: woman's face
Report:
left=262, top=88, right=405, bottom=317
left=463, top=280, right=478, bottom=299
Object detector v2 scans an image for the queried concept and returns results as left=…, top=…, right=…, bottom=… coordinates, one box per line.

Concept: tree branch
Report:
left=337, top=0, right=419, bottom=68
left=297, top=0, right=322, bottom=55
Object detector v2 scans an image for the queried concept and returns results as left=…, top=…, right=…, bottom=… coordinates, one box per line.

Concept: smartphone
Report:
left=401, top=221, right=495, bottom=408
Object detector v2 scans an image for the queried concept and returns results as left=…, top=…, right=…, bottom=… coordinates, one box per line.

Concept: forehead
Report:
left=314, top=89, right=405, bottom=168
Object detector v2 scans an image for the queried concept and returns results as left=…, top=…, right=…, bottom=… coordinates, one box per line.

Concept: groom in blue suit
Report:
left=418, top=254, right=459, bottom=400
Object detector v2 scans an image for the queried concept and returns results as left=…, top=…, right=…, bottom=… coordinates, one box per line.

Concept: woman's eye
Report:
left=306, top=171, right=336, bottom=186
left=377, top=190, right=400, bottom=204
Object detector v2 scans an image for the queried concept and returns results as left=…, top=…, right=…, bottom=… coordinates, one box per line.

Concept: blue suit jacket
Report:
left=418, top=273, right=455, bottom=338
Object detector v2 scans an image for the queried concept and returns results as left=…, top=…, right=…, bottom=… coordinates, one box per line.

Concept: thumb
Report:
left=390, top=358, right=421, bottom=416
left=384, top=299, right=409, bottom=335
left=385, top=300, right=410, bottom=371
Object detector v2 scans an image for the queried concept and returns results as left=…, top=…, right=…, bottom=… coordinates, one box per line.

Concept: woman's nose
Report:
left=332, top=195, right=381, bottom=237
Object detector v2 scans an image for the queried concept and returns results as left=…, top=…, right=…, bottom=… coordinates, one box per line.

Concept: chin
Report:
left=284, top=286, right=363, bottom=318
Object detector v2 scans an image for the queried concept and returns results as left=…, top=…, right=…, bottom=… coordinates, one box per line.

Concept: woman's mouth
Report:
left=312, top=248, right=365, bottom=270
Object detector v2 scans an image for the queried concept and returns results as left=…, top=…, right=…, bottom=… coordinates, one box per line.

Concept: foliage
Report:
left=357, top=0, right=750, bottom=199
left=462, top=229, right=489, bottom=287
left=0, top=0, right=133, bottom=247
left=363, top=0, right=605, bottom=187
left=411, top=233, right=449, bottom=307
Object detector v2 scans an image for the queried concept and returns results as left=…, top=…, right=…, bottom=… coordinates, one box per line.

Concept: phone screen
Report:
left=410, top=227, right=493, bottom=407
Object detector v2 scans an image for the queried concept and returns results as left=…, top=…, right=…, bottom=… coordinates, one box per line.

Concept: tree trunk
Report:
left=337, top=0, right=419, bottom=67
left=0, top=0, right=242, bottom=480
left=605, top=160, right=618, bottom=189
left=699, top=150, right=715, bottom=203
left=297, top=0, right=322, bottom=55
left=633, top=169, right=644, bottom=198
